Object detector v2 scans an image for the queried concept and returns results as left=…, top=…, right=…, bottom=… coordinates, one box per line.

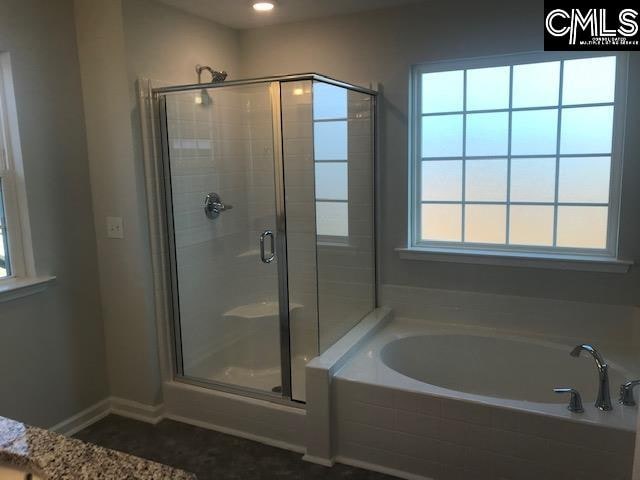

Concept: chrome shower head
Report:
left=196, top=65, right=228, bottom=84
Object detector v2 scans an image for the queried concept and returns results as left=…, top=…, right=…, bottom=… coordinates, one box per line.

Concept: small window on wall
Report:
left=313, top=82, right=349, bottom=240
left=410, top=53, right=627, bottom=259
left=0, top=181, right=10, bottom=277
left=0, top=53, right=38, bottom=287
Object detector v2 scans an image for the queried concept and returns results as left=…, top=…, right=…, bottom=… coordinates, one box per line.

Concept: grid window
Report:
left=313, top=82, right=348, bottom=238
left=0, top=56, right=35, bottom=283
left=0, top=180, right=9, bottom=278
left=413, top=54, right=624, bottom=255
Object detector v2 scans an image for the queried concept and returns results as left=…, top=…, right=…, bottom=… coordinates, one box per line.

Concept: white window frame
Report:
left=0, top=52, right=53, bottom=299
left=405, top=51, right=631, bottom=271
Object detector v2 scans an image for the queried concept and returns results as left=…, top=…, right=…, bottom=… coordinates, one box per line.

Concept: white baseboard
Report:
left=334, top=456, right=434, bottom=480
left=50, top=397, right=165, bottom=436
left=165, top=413, right=306, bottom=455
left=302, top=454, right=334, bottom=467
left=50, top=399, right=112, bottom=436
left=110, top=396, right=165, bottom=424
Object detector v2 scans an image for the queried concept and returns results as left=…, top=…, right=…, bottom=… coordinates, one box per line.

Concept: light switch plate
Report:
left=106, top=216, right=124, bottom=239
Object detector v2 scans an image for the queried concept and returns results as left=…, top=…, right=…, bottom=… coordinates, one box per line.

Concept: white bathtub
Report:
left=332, top=317, right=638, bottom=480
left=381, top=334, right=628, bottom=405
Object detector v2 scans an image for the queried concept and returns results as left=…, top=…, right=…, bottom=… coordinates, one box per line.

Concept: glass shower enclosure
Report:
left=155, top=74, right=376, bottom=403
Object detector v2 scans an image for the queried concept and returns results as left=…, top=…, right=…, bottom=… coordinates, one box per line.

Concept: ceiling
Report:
left=155, top=0, right=425, bottom=29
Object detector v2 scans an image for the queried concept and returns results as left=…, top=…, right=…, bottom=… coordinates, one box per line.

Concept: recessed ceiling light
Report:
left=253, top=2, right=275, bottom=12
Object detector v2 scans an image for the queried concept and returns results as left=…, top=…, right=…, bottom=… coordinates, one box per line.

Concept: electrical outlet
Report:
left=106, top=216, right=124, bottom=239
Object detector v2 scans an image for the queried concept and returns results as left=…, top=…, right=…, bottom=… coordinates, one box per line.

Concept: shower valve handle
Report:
left=204, top=192, right=232, bottom=219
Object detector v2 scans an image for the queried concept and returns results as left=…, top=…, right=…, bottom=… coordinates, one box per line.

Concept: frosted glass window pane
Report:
left=422, top=71, right=463, bottom=113
left=560, top=106, right=613, bottom=154
left=510, top=158, right=556, bottom=202
left=465, top=205, right=506, bottom=244
left=421, top=204, right=461, bottom=242
left=509, top=206, right=554, bottom=246
left=0, top=182, right=4, bottom=226
left=466, top=112, right=508, bottom=156
left=313, top=82, right=347, bottom=120
left=422, top=114, right=463, bottom=157
left=557, top=206, right=607, bottom=249
left=511, top=109, right=558, bottom=155
left=0, top=181, right=7, bottom=278
left=466, top=66, right=510, bottom=111
left=316, top=201, right=348, bottom=237
left=465, top=159, right=507, bottom=201
left=421, top=160, right=462, bottom=201
left=558, top=157, right=611, bottom=204
left=563, top=56, right=616, bottom=105
left=512, top=61, right=560, bottom=108
left=0, top=230, right=6, bottom=278
left=315, top=163, right=348, bottom=200
left=314, top=121, right=347, bottom=160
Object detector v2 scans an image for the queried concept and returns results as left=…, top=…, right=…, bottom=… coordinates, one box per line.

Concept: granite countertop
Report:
left=0, top=416, right=196, bottom=479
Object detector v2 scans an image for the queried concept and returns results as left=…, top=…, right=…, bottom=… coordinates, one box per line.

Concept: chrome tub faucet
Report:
left=570, top=344, right=612, bottom=411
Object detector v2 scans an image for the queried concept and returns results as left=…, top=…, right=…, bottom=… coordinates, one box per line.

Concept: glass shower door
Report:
left=161, top=83, right=289, bottom=397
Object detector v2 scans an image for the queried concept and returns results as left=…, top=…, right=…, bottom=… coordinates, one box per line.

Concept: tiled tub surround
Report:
left=0, top=416, right=194, bottom=479
left=381, top=285, right=640, bottom=349
left=333, top=317, right=638, bottom=480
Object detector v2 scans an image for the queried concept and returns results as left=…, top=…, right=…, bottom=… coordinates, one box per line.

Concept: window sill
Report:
left=396, top=247, right=632, bottom=273
left=0, top=275, right=56, bottom=303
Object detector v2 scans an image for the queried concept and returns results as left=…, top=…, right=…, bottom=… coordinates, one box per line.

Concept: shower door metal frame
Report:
left=154, top=74, right=377, bottom=407
left=270, top=81, right=293, bottom=400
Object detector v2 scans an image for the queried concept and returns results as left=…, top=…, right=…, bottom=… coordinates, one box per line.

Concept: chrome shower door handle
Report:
left=260, top=230, right=275, bottom=264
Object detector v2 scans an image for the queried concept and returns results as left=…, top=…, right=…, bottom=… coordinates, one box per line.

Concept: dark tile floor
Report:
left=75, top=415, right=395, bottom=480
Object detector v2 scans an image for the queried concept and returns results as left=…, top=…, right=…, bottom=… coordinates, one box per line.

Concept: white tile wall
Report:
left=164, top=381, right=306, bottom=452
left=381, top=284, right=640, bottom=349
left=332, top=377, right=635, bottom=480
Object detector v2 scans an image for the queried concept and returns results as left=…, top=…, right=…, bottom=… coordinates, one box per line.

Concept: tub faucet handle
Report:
left=554, top=387, right=584, bottom=413
left=619, top=380, right=640, bottom=406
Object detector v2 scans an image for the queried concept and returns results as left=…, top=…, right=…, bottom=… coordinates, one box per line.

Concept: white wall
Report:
left=121, top=0, right=240, bottom=86
left=0, top=0, right=108, bottom=427
left=72, top=0, right=246, bottom=407
left=239, top=0, right=640, bottom=306
left=74, top=0, right=166, bottom=406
